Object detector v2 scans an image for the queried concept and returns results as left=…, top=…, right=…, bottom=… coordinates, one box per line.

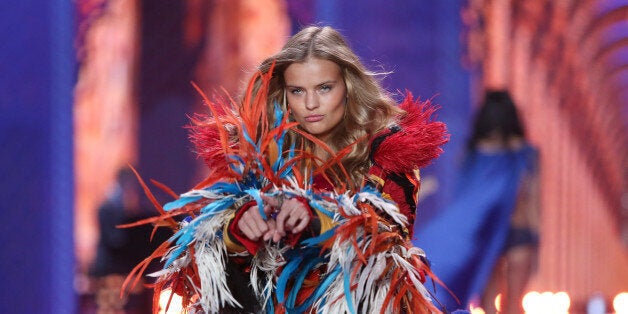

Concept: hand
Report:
left=236, top=194, right=311, bottom=243
left=262, top=194, right=311, bottom=242
left=237, top=201, right=276, bottom=242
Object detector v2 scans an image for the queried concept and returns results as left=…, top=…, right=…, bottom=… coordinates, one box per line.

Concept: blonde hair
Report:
left=249, top=26, right=402, bottom=189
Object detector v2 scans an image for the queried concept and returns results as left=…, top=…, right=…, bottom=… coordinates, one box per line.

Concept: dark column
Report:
left=0, top=0, right=75, bottom=313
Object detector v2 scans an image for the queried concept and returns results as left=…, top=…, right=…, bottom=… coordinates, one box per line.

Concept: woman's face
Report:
left=284, top=57, right=347, bottom=141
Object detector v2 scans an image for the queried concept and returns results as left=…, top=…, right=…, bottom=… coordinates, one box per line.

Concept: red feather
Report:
left=371, top=92, right=449, bottom=174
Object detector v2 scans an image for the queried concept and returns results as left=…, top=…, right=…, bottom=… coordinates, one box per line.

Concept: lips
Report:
left=304, top=115, right=324, bottom=122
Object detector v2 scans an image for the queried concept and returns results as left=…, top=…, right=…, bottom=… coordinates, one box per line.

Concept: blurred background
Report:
left=1, top=0, right=626, bottom=313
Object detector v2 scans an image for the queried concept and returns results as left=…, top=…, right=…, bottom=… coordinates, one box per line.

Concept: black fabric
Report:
left=221, top=258, right=261, bottom=314
left=387, top=172, right=418, bottom=213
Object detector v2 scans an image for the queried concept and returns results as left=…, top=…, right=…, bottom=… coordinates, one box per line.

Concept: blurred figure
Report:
left=88, top=167, right=171, bottom=313
left=415, top=90, right=540, bottom=313
left=473, top=91, right=540, bottom=313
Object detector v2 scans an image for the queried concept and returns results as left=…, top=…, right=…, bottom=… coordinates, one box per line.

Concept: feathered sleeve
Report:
left=370, top=93, right=449, bottom=173
left=367, top=93, right=449, bottom=234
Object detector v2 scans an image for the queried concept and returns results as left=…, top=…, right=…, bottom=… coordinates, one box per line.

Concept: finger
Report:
left=292, top=215, right=310, bottom=233
left=255, top=211, right=270, bottom=234
left=250, top=222, right=266, bottom=241
left=238, top=220, right=258, bottom=241
left=275, top=209, right=289, bottom=236
left=260, top=194, right=279, bottom=208
left=263, top=219, right=277, bottom=241
left=266, top=218, right=277, bottom=231
left=243, top=209, right=266, bottom=239
left=261, top=217, right=282, bottom=242
left=273, top=229, right=283, bottom=242
left=285, top=212, right=304, bottom=231
left=252, top=206, right=272, bottom=233
left=263, top=231, right=272, bottom=241
left=284, top=215, right=296, bottom=231
left=245, top=216, right=264, bottom=240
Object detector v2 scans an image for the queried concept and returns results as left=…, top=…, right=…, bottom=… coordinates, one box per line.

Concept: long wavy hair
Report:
left=246, top=26, right=402, bottom=188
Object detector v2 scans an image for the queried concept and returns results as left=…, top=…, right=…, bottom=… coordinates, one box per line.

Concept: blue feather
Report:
left=165, top=208, right=220, bottom=266
left=275, top=253, right=304, bottom=304
left=265, top=300, right=274, bottom=314
left=308, top=199, right=335, bottom=218
left=165, top=228, right=195, bottom=266
left=241, top=126, right=260, bottom=154
left=271, top=102, right=289, bottom=173
left=262, top=282, right=275, bottom=314
left=241, top=171, right=264, bottom=190
left=207, top=181, right=243, bottom=195
left=199, top=197, right=234, bottom=214
left=163, top=195, right=202, bottom=211
left=272, top=134, right=286, bottom=173
left=272, top=101, right=284, bottom=128
left=301, top=227, right=336, bottom=247
left=226, top=155, right=245, bottom=175
left=244, top=188, right=266, bottom=220
left=291, top=266, right=341, bottom=313
left=286, top=255, right=324, bottom=308
left=343, top=264, right=357, bottom=314
left=279, top=142, right=297, bottom=178
left=227, top=154, right=245, bottom=165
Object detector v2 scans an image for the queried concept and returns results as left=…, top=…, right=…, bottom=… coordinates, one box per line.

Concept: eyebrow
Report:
left=285, top=80, right=338, bottom=88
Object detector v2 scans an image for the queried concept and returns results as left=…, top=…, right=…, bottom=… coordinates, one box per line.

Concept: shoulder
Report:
left=369, top=94, right=449, bottom=174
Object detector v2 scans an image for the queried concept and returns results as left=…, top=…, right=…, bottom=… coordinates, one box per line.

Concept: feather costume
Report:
left=122, top=67, right=450, bottom=313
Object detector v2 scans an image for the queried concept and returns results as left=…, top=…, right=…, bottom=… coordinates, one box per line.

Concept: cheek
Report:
left=328, top=96, right=346, bottom=117
left=287, top=96, right=311, bottom=117
left=286, top=95, right=300, bottom=112
left=286, top=103, right=302, bottom=121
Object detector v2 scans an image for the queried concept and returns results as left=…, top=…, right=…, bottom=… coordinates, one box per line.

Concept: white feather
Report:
left=194, top=210, right=243, bottom=313
left=356, top=191, right=408, bottom=226
left=250, top=244, right=287, bottom=310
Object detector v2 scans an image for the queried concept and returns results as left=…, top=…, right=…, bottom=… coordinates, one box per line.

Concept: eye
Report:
left=289, top=87, right=303, bottom=95
left=319, top=84, right=332, bottom=92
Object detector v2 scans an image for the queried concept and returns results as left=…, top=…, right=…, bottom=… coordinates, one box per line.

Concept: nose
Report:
left=305, top=93, right=319, bottom=110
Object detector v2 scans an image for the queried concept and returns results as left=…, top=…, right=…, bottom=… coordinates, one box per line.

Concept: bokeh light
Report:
left=495, top=293, right=502, bottom=312
left=522, top=291, right=570, bottom=314
left=614, top=292, right=628, bottom=314
left=469, top=304, right=486, bottom=314
left=158, top=289, right=184, bottom=314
